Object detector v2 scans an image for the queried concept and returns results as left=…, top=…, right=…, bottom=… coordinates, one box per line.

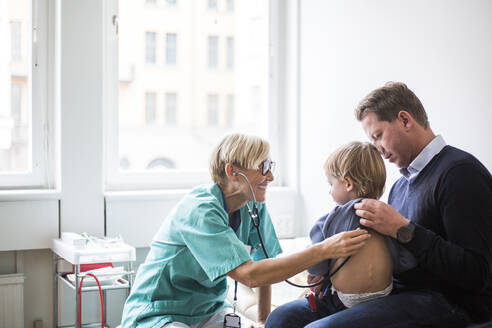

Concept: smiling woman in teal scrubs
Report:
left=120, top=133, right=370, bottom=328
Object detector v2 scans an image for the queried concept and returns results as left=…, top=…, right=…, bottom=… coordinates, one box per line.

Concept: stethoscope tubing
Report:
left=234, top=171, right=349, bottom=289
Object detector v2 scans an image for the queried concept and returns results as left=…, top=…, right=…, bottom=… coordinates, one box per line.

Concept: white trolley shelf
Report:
left=52, top=237, right=136, bottom=328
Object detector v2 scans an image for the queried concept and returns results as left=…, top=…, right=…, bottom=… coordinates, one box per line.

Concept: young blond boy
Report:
left=307, top=141, right=416, bottom=308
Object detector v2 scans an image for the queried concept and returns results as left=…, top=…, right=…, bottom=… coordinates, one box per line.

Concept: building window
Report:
left=227, top=0, right=234, bottom=12
left=207, top=94, right=218, bottom=126
left=208, top=36, right=218, bottom=68
left=165, top=92, right=177, bottom=125
left=10, top=21, right=22, bottom=60
left=226, top=36, right=234, bottom=69
left=208, top=0, right=217, bottom=10
left=1, top=0, right=52, bottom=186
left=166, top=0, right=177, bottom=7
left=109, top=0, right=278, bottom=186
left=145, top=92, right=157, bottom=124
left=11, top=84, right=22, bottom=124
left=146, top=0, right=157, bottom=5
left=225, top=94, right=234, bottom=127
left=145, top=31, right=157, bottom=64
left=166, top=33, right=177, bottom=66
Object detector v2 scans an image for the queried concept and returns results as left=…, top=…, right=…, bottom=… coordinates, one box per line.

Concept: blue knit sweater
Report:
left=389, top=145, right=492, bottom=322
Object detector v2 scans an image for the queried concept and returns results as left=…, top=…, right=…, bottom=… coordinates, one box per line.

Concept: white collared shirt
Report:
left=400, top=135, right=447, bottom=181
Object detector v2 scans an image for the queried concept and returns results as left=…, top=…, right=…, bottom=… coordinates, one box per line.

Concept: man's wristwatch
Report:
left=396, top=221, right=416, bottom=244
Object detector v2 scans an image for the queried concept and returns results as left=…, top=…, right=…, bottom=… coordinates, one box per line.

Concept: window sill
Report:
left=0, top=189, right=61, bottom=201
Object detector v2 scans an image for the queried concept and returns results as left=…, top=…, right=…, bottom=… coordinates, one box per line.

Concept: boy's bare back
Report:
left=330, top=229, right=392, bottom=294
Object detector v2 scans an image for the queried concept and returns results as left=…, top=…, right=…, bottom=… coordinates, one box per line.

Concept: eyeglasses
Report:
left=259, top=158, right=275, bottom=176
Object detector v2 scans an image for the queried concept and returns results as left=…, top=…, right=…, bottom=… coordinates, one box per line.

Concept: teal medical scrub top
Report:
left=121, top=183, right=282, bottom=328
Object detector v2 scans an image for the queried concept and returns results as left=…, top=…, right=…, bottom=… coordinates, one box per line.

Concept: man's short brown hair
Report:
left=355, top=82, right=429, bottom=128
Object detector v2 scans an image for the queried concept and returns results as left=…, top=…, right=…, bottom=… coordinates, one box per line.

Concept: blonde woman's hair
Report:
left=209, top=133, right=270, bottom=185
left=324, top=141, right=386, bottom=199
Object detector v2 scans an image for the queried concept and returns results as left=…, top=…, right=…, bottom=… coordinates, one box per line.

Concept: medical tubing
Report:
left=254, top=223, right=350, bottom=288
left=78, top=273, right=104, bottom=328
left=235, top=171, right=350, bottom=288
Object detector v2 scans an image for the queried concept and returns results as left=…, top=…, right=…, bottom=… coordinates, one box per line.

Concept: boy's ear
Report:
left=344, top=177, right=355, bottom=192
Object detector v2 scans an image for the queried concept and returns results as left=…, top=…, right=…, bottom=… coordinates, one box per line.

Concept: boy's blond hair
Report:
left=209, top=133, right=270, bottom=185
left=324, top=141, right=386, bottom=199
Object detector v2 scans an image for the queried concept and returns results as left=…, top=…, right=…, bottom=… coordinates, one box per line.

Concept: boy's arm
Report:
left=307, top=213, right=333, bottom=275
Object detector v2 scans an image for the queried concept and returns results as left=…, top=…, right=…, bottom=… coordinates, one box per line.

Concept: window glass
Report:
left=165, top=92, right=177, bottom=125
left=227, top=0, right=234, bottom=12
left=226, top=36, right=234, bottom=69
left=117, top=0, right=270, bottom=172
left=166, top=0, right=177, bottom=7
left=226, top=94, right=234, bottom=127
left=166, top=33, right=177, bottom=65
left=0, top=0, right=31, bottom=173
left=145, top=31, right=156, bottom=64
left=145, top=92, right=156, bottom=124
left=208, top=0, right=217, bottom=11
left=207, top=35, right=218, bottom=68
left=207, top=94, right=218, bottom=126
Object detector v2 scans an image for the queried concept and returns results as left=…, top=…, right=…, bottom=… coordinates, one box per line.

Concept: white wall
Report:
left=299, top=0, right=492, bottom=232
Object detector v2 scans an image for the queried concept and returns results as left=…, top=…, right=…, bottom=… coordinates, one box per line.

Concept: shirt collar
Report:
left=400, top=135, right=447, bottom=180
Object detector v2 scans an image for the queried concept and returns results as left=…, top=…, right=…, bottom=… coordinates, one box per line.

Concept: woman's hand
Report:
left=320, top=228, right=370, bottom=259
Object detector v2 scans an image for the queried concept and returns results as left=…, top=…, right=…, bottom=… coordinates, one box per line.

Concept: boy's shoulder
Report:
left=329, top=198, right=363, bottom=216
left=322, top=198, right=364, bottom=232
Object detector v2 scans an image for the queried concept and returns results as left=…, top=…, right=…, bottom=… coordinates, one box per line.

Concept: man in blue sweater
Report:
left=265, top=82, right=491, bottom=327
left=353, top=82, right=492, bottom=326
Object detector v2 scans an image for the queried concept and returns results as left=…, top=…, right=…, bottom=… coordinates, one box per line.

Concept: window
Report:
left=0, top=0, right=52, bottom=188
left=10, top=21, right=22, bottom=60
left=208, top=0, right=217, bottom=10
left=225, top=94, right=234, bottom=127
left=207, top=36, right=218, bottom=68
left=107, top=0, right=284, bottom=189
left=166, top=33, right=177, bottom=66
left=166, top=0, right=177, bottom=7
left=227, top=0, right=234, bottom=12
left=207, top=94, right=218, bottom=126
left=226, top=36, right=234, bottom=69
left=165, top=92, right=177, bottom=125
left=11, top=84, right=22, bottom=123
left=146, top=0, right=157, bottom=5
left=145, top=92, right=157, bottom=124
left=145, top=31, right=157, bottom=64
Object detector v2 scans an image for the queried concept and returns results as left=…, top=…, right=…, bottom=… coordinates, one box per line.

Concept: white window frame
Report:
left=104, top=0, right=299, bottom=191
left=0, top=0, right=57, bottom=190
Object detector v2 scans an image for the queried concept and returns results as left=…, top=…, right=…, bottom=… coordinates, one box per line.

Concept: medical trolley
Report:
left=52, top=236, right=136, bottom=328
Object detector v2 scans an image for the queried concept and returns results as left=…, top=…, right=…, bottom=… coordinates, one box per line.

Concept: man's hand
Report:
left=354, top=199, right=409, bottom=238
left=307, top=273, right=325, bottom=299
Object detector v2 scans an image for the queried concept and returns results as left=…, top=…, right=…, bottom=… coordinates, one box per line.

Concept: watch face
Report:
left=397, top=223, right=415, bottom=243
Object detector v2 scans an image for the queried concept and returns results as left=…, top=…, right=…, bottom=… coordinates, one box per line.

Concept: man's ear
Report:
left=398, top=110, right=413, bottom=129
left=344, top=177, right=355, bottom=192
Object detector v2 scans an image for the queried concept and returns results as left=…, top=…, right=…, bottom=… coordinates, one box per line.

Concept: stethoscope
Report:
left=233, top=171, right=352, bottom=289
